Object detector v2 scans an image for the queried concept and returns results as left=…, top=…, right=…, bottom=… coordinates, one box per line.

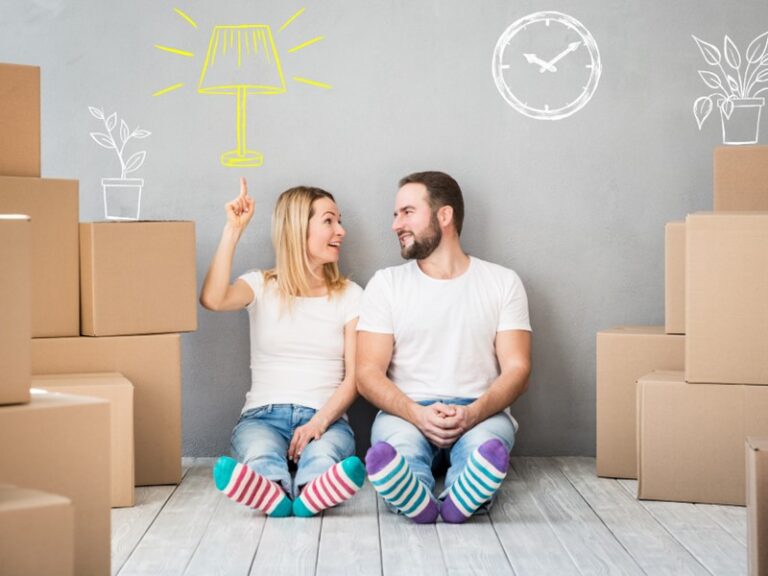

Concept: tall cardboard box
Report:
left=686, top=213, right=768, bottom=385
left=0, top=63, right=40, bottom=177
left=0, top=485, right=74, bottom=576
left=32, top=334, right=181, bottom=486
left=664, top=221, right=685, bottom=335
left=0, top=390, right=110, bottom=575
left=34, top=373, right=135, bottom=507
left=748, top=437, right=768, bottom=576
left=80, top=221, right=197, bottom=336
left=637, top=371, right=768, bottom=505
left=596, top=327, right=685, bottom=479
left=714, top=146, right=768, bottom=211
left=0, top=215, right=31, bottom=405
left=0, top=176, right=79, bottom=337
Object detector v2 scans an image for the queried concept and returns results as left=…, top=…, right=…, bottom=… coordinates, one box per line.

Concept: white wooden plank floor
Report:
left=111, top=457, right=748, bottom=576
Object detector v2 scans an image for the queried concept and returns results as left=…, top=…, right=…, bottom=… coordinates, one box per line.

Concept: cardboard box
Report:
left=637, top=371, right=768, bottom=505
left=33, top=373, right=135, bottom=507
left=32, top=334, right=181, bottom=485
left=665, top=221, right=685, bottom=335
left=80, top=221, right=197, bottom=336
left=0, top=485, right=74, bottom=576
left=714, top=146, right=768, bottom=211
left=0, top=176, right=79, bottom=337
left=0, top=63, right=40, bottom=177
left=0, top=390, right=110, bottom=575
left=0, top=215, right=31, bottom=405
left=596, top=327, right=685, bottom=479
left=748, top=437, right=768, bottom=576
left=686, top=213, right=768, bottom=384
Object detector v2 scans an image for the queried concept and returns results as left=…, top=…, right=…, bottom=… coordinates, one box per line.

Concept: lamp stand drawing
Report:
left=198, top=25, right=286, bottom=167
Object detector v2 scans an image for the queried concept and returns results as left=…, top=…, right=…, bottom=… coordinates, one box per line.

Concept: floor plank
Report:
left=489, top=466, right=580, bottom=575
left=377, top=495, right=446, bottom=575
left=557, top=457, right=710, bottom=576
left=618, top=479, right=747, bottom=576
left=437, top=512, right=514, bottom=575
left=111, top=485, right=178, bottom=576
left=514, top=457, right=646, bottom=576
left=117, top=464, right=221, bottom=576
left=698, top=504, right=748, bottom=547
left=316, top=483, right=382, bottom=576
left=249, top=513, right=322, bottom=575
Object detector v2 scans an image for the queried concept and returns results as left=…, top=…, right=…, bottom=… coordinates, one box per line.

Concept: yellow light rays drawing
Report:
left=287, top=36, right=324, bottom=53
left=292, top=77, right=331, bottom=89
left=153, top=83, right=185, bottom=97
left=278, top=8, right=305, bottom=33
left=174, top=8, right=198, bottom=29
left=154, top=44, right=194, bottom=57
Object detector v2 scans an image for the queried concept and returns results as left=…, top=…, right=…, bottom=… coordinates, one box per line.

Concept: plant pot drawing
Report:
left=102, top=178, right=143, bottom=221
left=719, top=97, right=765, bottom=145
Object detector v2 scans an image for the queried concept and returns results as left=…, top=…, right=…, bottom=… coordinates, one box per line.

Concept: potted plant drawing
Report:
left=89, top=106, right=151, bottom=220
left=693, top=31, right=768, bottom=145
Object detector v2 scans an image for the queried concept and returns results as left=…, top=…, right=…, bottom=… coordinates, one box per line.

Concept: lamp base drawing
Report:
left=102, top=177, right=143, bottom=220
left=220, top=149, right=264, bottom=168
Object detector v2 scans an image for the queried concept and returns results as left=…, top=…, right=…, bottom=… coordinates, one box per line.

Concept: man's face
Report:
left=392, top=183, right=441, bottom=260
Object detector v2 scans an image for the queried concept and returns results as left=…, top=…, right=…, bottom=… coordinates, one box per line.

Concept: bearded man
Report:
left=356, top=171, right=532, bottom=524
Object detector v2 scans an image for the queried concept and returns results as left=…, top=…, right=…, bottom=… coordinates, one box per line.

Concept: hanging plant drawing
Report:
left=89, top=106, right=151, bottom=220
left=692, top=31, right=768, bottom=145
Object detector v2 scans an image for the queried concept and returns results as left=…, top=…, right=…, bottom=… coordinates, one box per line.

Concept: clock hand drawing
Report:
left=524, top=41, right=583, bottom=73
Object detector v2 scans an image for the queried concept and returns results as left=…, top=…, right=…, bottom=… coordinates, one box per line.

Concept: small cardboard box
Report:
left=0, top=485, right=74, bottom=576
left=0, top=215, right=31, bottom=405
left=714, top=146, right=768, bottom=211
left=0, top=176, right=79, bottom=337
left=637, top=371, right=768, bottom=505
left=686, top=213, right=768, bottom=385
left=0, top=390, right=110, bottom=575
left=0, top=63, right=40, bottom=177
left=596, top=327, right=685, bottom=479
left=748, top=437, right=768, bottom=576
left=665, top=221, right=685, bottom=335
left=34, top=373, right=135, bottom=507
left=80, top=221, right=197, bottom=336
left=32, top=334, right=181, bottom=486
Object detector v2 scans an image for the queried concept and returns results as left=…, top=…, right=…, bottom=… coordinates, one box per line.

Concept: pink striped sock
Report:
left=213, top=456, right=292, bottom=517
left=293, top=456, right=366, bottom=517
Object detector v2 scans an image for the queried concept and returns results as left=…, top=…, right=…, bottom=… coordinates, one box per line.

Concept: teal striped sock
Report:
left=365, top=442, right=439, bottom=524
left=441, top=438, right=509, bottom=523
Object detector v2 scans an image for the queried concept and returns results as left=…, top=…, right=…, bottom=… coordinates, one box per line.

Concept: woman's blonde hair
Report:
left=263, top=186, right=347, bottom=302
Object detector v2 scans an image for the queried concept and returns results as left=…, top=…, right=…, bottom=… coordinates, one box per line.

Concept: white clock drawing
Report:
left=492, top=11, right=602, bottom=120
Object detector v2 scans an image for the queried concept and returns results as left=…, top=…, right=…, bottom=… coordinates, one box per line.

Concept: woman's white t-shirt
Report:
left=238, top=271, right=363, bottom=414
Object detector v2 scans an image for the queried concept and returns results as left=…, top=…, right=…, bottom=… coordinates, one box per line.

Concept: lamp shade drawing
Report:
left=198, top=25, right=286, bottom=167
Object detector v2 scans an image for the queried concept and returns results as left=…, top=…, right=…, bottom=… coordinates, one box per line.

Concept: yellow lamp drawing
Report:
left=198, top=25, right=286, bottom=167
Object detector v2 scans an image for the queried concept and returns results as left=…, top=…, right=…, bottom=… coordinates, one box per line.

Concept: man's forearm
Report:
left=357, top=367, right=418, bottom=424
left=468, top=364, right=530, bottom=426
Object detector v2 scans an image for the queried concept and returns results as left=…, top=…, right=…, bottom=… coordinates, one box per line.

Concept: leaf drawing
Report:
left=88, top=106, right=104, bottom=120
left=120, top=120, right=129, bottom=145
left=693, top=96, right=713, bottom=129
left=123, top=151, right=147, bottom=174
left=726, top=74, right=741, bottom=95
left=699, top=70, right=724, bottom=91
left=746, top=30, right=768, bottom=63
left=90, top=132, right=114, bottom=150
left=721, top=98, right=735, bottom=119
left=132, top=129, right=151, bottom=139
left=106, top=113, right=117, bottom=131
left=693, top=35, right=721, bottom=65
left=756, top=68, right=768, bottom=83
left=724, top=35, right=741, bottom=70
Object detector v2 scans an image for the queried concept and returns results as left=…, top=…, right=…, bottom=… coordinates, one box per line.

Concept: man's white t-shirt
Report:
left=238, top=270, right=363, bottom=414
left=357, top=257, right=531, bottom=402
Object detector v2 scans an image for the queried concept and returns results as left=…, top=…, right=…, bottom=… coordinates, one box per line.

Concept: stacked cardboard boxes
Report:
left=748, top=437, right=768, bottom=576
left=0, top=61, right=197, bottom=573
left=597, top=146, right=768, bottom=516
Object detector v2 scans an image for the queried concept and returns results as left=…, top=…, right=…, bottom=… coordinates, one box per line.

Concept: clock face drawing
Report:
left=492, top=11, right=601, bottom=120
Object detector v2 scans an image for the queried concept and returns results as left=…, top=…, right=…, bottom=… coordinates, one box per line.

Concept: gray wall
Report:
left=2, top=0, right=766, bottom=456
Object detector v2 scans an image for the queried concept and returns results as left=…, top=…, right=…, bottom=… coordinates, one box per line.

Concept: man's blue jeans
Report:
left=370, top=398, right=516, bottom=508
left=230, top=404, right=355, bottom=500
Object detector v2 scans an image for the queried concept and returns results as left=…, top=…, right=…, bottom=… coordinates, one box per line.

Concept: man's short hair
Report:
left=398, top=171, right=465, bottom=236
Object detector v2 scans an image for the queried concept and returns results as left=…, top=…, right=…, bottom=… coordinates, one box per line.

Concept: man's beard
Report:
left=400, top=213, right=441, bottom=260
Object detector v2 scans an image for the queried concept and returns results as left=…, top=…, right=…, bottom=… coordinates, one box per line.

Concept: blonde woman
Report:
left=200, top=178, right=364, bottom=517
